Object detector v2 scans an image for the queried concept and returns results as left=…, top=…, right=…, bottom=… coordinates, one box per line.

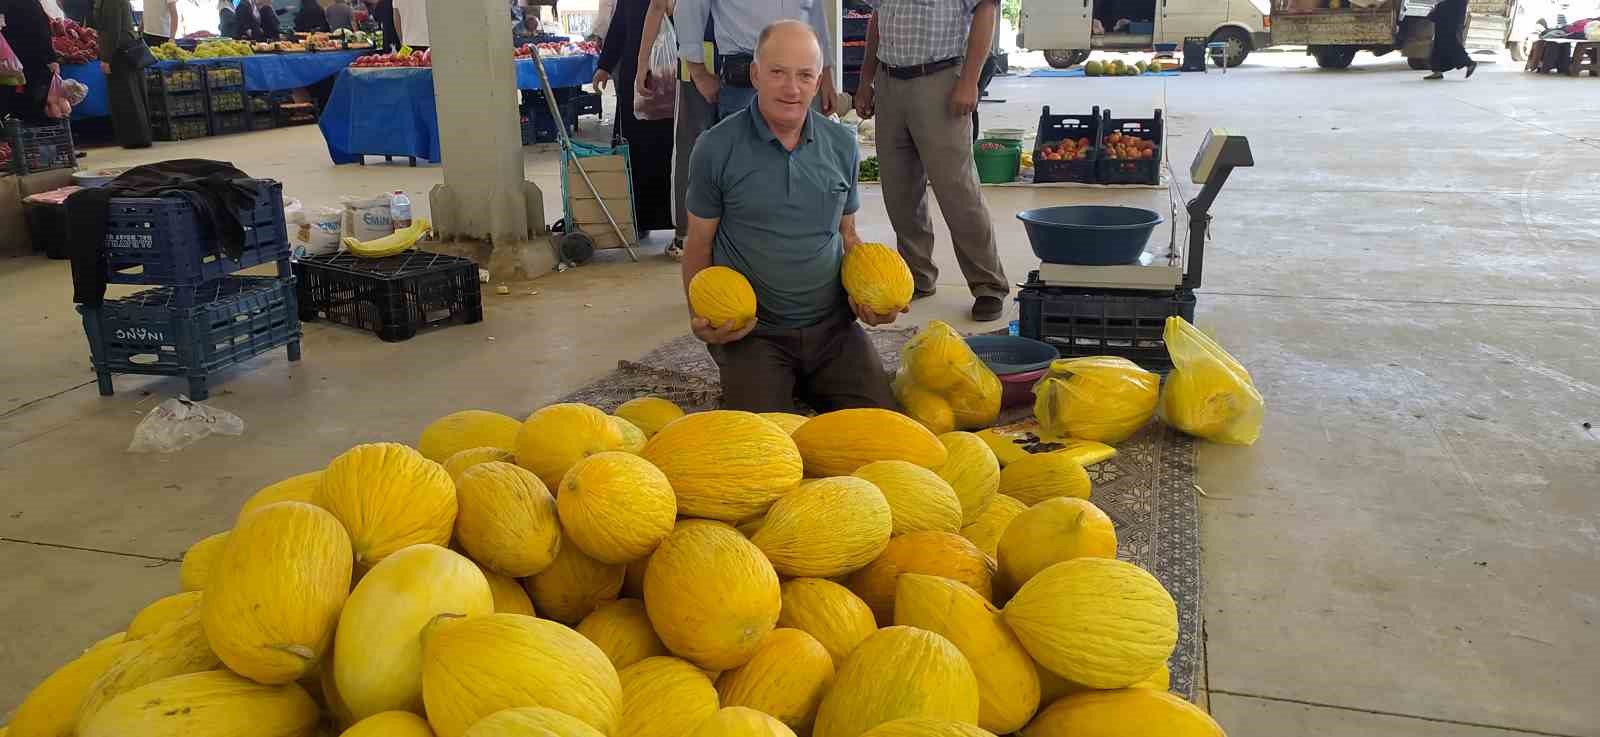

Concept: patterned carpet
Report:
left=560, top=329, right=1204, bottom=700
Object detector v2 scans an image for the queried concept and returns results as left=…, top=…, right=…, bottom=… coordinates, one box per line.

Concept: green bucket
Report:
left=974, top=138, right=1021, bottom=184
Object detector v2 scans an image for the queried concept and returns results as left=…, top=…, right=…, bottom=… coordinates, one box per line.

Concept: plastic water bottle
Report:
left=390, top=191, right=412, bottom=230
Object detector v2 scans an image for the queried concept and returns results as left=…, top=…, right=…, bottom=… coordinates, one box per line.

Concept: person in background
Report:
left=233, top=0, right=278, bottom=39
left=63, top=0, right=93, bottom=23
left=324, top=0, right=351, bottom=29
left=853, top=0, right=1009, bottom=322
left=218, top=0, right=237, bottom=36
left=674, top=0, right=835, bottom=120
left=0, top=0, right=58, bottom=124
left=141, top=0, right=178, bottom=45
left=89, top=0, right=152, bottom=147
left=592, top=0, right=613, bottom=47
left=511, top=10, right=539, bottom=45
left=365, top=0, right=395, bottom=49
left=176, top=0, right=220, bottom=37
left=1424, top=0, right=1475, bottom=80
left=293, top=0, right=327, bottom=31
left=636, top=0, right=716, bottom=260
left=391, top=0, right=425, bottom=49
left=594, top=0, right=674, bottom=243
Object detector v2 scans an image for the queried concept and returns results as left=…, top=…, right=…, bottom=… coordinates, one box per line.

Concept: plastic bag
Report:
left=975, top=427, right=1118, bottom=468
left=895, top=321, right=1001, bottom=432
left=60, top=78, right=89, bottom=105
left=44, top=74, right=73, bottom=119
left=0, top=29, right=25, bottom=87
left=305, top=207, right=343, bottom=256
left=1159, top=317, right=1263, bottom=445
left=341, top=194, right=394, bottom=242
left=128, top=397, right=246, bottom=453
left=1032, top=356, right=1159, bottom=444
left=633, top=17, right=677, bottom=121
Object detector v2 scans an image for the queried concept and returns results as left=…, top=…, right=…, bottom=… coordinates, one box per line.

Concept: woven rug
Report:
left=560, top=329, right=1204, bottom=700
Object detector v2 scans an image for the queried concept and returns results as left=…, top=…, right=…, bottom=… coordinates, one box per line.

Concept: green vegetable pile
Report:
left=859, top=156, right=880, bottom=182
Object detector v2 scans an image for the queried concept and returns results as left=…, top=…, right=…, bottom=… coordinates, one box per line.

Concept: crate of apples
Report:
left=1104, top=131, right=1156, bottom=160
left=1038, top=138, right=1091, bottom=161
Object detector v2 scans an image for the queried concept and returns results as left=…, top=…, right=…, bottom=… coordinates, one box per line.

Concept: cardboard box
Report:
left=565, top=154, right=637, bottom=250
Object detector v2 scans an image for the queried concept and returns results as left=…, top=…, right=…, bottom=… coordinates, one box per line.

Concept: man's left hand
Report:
left=949, top=79, right=979, bottom=118
left=851, top=296, right=906, bottom=327
left=819, top=75, right=836, bottom=116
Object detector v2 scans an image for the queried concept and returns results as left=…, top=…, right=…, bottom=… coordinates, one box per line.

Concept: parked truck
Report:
left=1269, top=0, right=1515, bottom=69
left=1018, top=0, right=1273, bottom=68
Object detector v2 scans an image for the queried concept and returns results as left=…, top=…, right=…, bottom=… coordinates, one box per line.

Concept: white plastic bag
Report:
left=634, top=18, right=677, bottom=121
left=128, top=398, right=245, bottom=454
left=306, top=207, right=344, bottom=256
left=342, top=194, right=394, bottom=242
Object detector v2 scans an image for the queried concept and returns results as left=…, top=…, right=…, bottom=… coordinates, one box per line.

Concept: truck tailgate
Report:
left=1269, top=7, right=1398, bottom=44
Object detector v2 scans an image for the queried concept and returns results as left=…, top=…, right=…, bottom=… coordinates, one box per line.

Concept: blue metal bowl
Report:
left=1017, top=205, right=1163, bottom=266
left=965, top=334, right=1059, bottom=374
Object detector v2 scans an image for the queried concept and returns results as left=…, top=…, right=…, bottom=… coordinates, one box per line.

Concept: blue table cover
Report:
left=63, top=62, right=110, bottom=119
left=65, top=51, right=367, bottom=119
left=319, top=54, right=597, bottom=165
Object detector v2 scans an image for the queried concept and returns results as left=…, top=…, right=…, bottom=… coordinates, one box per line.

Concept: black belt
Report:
left=720, top=53, right=754, bottom=88
left=883, top=57, right=961, bottom=80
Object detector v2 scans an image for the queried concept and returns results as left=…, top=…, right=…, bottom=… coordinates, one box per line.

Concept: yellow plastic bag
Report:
left=975, top=427, right=1118, bottom=468
left=1032, top=357, right=1159, bottom=444
left=1160, top=317, right=1263, bottom=445
left=895, top=321, right=1001, bottom=431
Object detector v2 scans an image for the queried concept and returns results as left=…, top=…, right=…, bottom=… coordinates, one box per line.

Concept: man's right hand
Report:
left=690, top=66, right=720, bottom=105
left=100, top=61, right=112, bottom=75
left=692, top=317, right=754, bottom=345
left=853, top=82, right=874, bottom=119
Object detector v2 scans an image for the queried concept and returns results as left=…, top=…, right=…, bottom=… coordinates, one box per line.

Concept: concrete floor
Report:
left=3, top=51, right=1599, bottom=736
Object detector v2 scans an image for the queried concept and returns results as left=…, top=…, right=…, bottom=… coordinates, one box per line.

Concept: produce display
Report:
left=193, top=39, right=256, bottom=58
left=1084, top=59, right=1154, bottom=77
left=351, top=48, right=433, bottom=68
left=343, top=218, right=433, bottom=257
left=1103, top=130, right=1157, bottom=161
left=1038, top=137, right=1092, bottom=161
left=858, top=155, right=880, bottom=182
left=50, top=19, right=100, bottom=63
left=515, top=41, right=601, bottom=59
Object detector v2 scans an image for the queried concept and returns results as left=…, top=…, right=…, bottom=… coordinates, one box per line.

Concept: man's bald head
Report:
left=754, top=19, right=823, bottom=71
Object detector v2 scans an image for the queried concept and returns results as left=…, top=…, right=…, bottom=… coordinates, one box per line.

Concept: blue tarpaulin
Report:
left=62, top=62, right=109, bottom=119
left=64, top=52, right=368, bottom=119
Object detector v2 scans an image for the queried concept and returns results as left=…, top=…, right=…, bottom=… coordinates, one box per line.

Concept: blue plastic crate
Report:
left=102, top=180, right=291, bottom=293
left=78, top=276, right=303, bottom=399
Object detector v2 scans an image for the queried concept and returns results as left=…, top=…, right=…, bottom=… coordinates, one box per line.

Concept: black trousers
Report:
left=708, top=310, right=897, bottom=414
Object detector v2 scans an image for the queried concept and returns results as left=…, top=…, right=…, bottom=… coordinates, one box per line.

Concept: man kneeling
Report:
left=682, top=20, right=902, bottom=413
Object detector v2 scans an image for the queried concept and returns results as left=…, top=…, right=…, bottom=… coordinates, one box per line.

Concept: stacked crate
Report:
left=4, top=120, right=76, bottom=175
left=203, top=61, right=249, bottom=136
left=78, top=180, right=302, bottom=399
left=146, top=65, right=211, bottom=141
left=842, top=14, right=870, bottom=95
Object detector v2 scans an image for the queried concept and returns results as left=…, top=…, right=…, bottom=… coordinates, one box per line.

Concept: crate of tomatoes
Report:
left=1096, top=109, right=1162, bottom=185
left=1032, top=105, right=1100, bottom=184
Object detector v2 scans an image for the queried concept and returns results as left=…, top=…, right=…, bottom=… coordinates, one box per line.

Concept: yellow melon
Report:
left=1034, top=662, right=1075, bottom=709
left=622, top=557, right=649, bottom=598
left=751, top=477, right=892, bottom=577
left=577, top=599, right=669, bottom=671
left=614, top=397, right=685, bottom=437
left=896, top=382, right=956, bottom=435
left=848, top=530, right=994, bottom=625
left=641, top=411, right=803, bottom=521
left=759, top=412, right=809, bottom=434
left=734, top=513, right=767, bottom=538
left=688, top=266, right=758, bottom=329
left=421, top=613, right=622, bottom=737
left=126, top=590, right=202, bottom=639
left=904, top=323, right=980, bottom=392
left=611, top=416, right=649, bottom=453
left=861, top=720, right=997, bottom=737
left=482, top=568, right=536, bottom=616
left=462, top=707, right=607, bottom=737
left=689, top=707, right=796, bottom=737
left=894, top=574, right=1039, bottom=733
left=997, top=497, right=1116, bottom=594
left=791, top=409, right=948, bottom=477
left=454, top=461, right=562, bottom=577
left=516, top=403, right=625, bottom=489
left=342, top=711, right=437, bottom=737
left=178, top=531, right=229, bottom=592
left=321, top=646, right=358, bottom=729
left=948, top=368, right=1002, bottom=430
left=935, top=432, right=1000, bottom=526
left=6, top=640, right=136, bottom=737
left=78, top=603, right=221, bottom=724
left=812, top=626, right=980, bottom=737
left=997, top=453, right=1091, bottom=506
left=617, top=657, right=720, bottom=737
left=1021, top=689, right=1223, bottom=737
left=852, top=460, right=963, bottom=535
left=318, top=442, right=456, bottom=567
left=238, top=470, right=323, bottom=520
left=1032, top=357, right=1159, bottom=444
left=841, top=242, right=914, bottom=315
left=960, top=494, right=1026, bottom=559
left=334, top=544, right=494, bottom=720
left=523, top=533, right=625, bottom=625
left=558, top=452, right=677, bottom=564
left=78, top=671, right=319, bottom=737
left=715, top=629, right=835, bottom=732
left=443, top=447, right=517, bottom=484
left=85, top=632, right=127, bottom=654
left=776, top=578, right=877, bottom=666
left=1003, top=558, right=1177, bottom=689
left=644, top=520, right=781, bottom=670
left=419, top=410, right=522, bottom=463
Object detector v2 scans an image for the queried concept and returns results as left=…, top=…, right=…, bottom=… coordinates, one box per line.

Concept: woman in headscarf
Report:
left=294, top=0, right=328, bottom=32
left=1425, top=0, right=1477, bottom=80
left=0, top=0, right=58, bottom=124
left=593, top=0, right=674, bottom=240
left=89, top=0, right=152, bottom=147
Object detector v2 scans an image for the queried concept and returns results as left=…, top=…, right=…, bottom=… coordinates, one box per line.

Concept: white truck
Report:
left=1017, top=0, right=1273, bottom=68
left=1269, top=0, right=1516, bottom=69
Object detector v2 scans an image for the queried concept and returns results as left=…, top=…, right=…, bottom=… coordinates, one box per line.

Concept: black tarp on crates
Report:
left=294, top=250, right=483, bottom=342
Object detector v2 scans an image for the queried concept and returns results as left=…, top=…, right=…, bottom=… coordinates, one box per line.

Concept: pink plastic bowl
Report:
left=998, top=367, right=1048, bottom=409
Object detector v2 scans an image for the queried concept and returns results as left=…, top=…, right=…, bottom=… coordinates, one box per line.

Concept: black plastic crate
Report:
left=1096, top=109, right=1163, bottom=185
left=4, top=120, right=75, bottom=175
left=520, top=101, right=575, bottom=145
left=210, top=111, right=249, bottom=136
left=276, top=102, right=318, bottom=127
left=843, top=15, right=869, bottom=41
left=151, top=116, right=212, bottom=141
left=201, top=60, right=245, bottom=90
left=103, top=180, right=291, bottom=291
left=1033, top=105, right=1101, bottom=184
left=145, top=65, right=204, bottom=94
left=78, top=276, right=302, bottom=400
left=294, top=250, right=484, bottom=342
left=148, top=89, right=208, bottom=119
left=209, top=88, right=246, bottom=113
left=572, top=91, right=602, bottom=117
left=1017, top=273, right=1195, bottom=371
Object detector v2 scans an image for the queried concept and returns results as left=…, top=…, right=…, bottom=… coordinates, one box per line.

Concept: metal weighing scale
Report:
left=1016, top=129, right=1255, bottom=369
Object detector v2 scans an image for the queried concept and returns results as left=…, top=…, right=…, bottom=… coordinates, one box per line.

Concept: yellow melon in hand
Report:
left=1003, top=558, right=1176, bottom=689
left=558, top=452, right=677, bottom=564
left=645, top=520, right=781, bottom=670
left=318, top=442, right=456, bottom=567
left=997, top=497, right=1116, bottom=594
left=812, top=627, right=979, bottom=737
left=617, top=657, right=720, bottom=737
left=689, top=266, right=758, bottom=329
left=516, top=403, right=625, bottom=489
left=614, top=396, right=685, bottom=437
left=752, top=477, right=893, bottom=578
left=841, top=242, right=914, bottom=315
left=641, top=411, right=803, bottom=521
left=418, top=409, right=521, bottom=463
left=454, top=462, right=562, bottom=578
left=777, top=578, right=878, bottom=666
left=716, top=629, right=835, bottom=732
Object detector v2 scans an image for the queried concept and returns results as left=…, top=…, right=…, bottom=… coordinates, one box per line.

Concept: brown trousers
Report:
left=875, top=66, right=1009, bottom=300
left=708, top=310, right=897, bottom=414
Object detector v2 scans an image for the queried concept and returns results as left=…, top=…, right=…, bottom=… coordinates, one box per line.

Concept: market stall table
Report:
left=63, top=51, right=369, bottom=120
left=318, top=54, right=598, bottom=165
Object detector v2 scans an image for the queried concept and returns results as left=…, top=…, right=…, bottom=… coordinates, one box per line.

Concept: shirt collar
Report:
left=748, top=95, right=817, bottom=148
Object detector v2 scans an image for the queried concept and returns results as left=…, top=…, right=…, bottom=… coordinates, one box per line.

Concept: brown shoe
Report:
left=972, top=296, right=1004, bottom=322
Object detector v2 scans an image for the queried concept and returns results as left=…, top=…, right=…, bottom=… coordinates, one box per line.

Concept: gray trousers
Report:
left=674, top=79, right=718, bottom=240
left=875, top=66, right=1008, bottom=299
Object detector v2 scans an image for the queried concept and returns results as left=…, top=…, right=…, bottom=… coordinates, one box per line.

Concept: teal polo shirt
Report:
left=687, top=99, right=862, bottom=329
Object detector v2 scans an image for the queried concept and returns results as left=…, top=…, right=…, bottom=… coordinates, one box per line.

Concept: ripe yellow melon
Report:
left=443, top=447, right=516, bottom=484
left=812, top=627, right=980, bottom=737
left=960, top=494, right=1026, bottom=559
left=178, top=531, right=229, bottom=591
left=734, top=513, right=767, bottom=538
left=853, top=460, right=963, bottom=535
left=897, top=382, right=956, bottom=435
left=6, top=639, right=136, bottom=737
left=752, top=477, right=892, bottom=577
left=419, top=410, right=521, bottom=463
left=78, top=603, right=221, bottom=724
left=759, top=412, right=809, bottom=434
left=689, top=266, right=758, bottom=329
left=237, top=470, right=323, bottom=520
left=481, top=567, right=536, bottom=616
left=935, top=432, right=1000, bottom=526
left=1020, top=689, right=1223, bottom=737
left=644, top=520, right=781, bottom=670
left=848, top=530, right=994, bottom=625
left=558, top=452, right=677, bottom=564
left=776, top=578, right=877, bottom=666
left=617, top=657, right=720, bottom=737
left=611, top=416, right=648, bottom=453
left=516, top=403, right=625, bottom=489
left=894, top=575, right=1039, bottom=733
left=334, top=544, right=494, bottom=720
left=85, top=631, right=127, bottom=654
left=577, top=599, right=668, bottom=671
left=455, top=461, right=561, bottom=577
left=203, top=501, right=352, bottom=684
left=791, top=409, right=948, bottom=477
left=841, top=242, right=914, bottom=315
left=622, top=556, right=649, bottom=598
left=861, top=720, right=997, bottom=737
left=641, top=411, right=803, bottom=521
left=126, top=590, right=202, bottom=639
left=78, top=671, right=319, bottom=737
left=716, top=629, right=835, bottom=731
left=997, top=497, right=1116, bottom=594
left=614, top=397, right=685, bottom=437
left=462, top=707, right=607, bottom=737
left=523, top=533, right=625, bottom=624
left=342, top=711, right=437, bottom=737
left=421, top=613, right=622, bottom=737
left=318, top=442, right=456, bottom=566
left=690, top=707, right=797, bottom=737
left=997, top=453, right=1091, bottom=506
left=1003, top=558, right=1177, bottom=689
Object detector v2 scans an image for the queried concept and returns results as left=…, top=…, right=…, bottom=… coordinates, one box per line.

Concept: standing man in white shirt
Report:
left=140, top=0, right=180, bottom=45
left=673, top=0, right=834, bottom=119
left=392, top=0, right=427, bottom=49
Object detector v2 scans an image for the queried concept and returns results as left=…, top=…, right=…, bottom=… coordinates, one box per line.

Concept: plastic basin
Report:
left=997, top=367, right=1048, bottom=409
left=965, top=334, right=1058, bottom=374
left=975, top=139, right=1022, bottom=184
left=1017, top=205, right=1163, bottom=265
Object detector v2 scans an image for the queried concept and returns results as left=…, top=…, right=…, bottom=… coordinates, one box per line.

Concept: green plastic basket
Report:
left=974, top=139, right=1021, bottom=184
